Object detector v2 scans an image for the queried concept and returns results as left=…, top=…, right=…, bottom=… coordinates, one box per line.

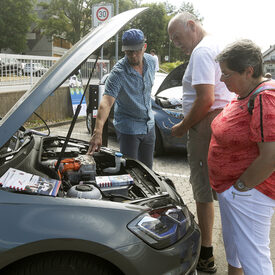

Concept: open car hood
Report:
left=0, top=8, right=148, bottom=149
left=154, top=63, right=187, bottom=96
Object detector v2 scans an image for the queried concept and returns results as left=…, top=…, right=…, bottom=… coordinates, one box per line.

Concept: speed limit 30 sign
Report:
left=92, top=4, right=114, bottom=27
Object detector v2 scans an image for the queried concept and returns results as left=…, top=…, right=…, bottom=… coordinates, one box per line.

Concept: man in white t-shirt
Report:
left=168, top=12, right=234, bottom=274
left=150, top=49, right=159, bottom=71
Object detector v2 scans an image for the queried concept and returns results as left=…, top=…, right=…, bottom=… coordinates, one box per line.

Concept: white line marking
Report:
left=156, top=171, right=190, bottom=179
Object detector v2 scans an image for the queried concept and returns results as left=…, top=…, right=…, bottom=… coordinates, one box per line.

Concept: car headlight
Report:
left=128, top=205, right=191, bottom=249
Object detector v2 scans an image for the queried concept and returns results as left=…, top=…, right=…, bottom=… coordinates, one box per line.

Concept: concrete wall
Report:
left=0, top=86, right=86, bottom=123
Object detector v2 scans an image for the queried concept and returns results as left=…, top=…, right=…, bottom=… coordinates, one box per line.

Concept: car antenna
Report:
left=54, top=53, right=100, bottom=172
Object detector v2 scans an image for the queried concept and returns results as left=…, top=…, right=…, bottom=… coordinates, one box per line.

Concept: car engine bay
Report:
left=0, top=132, right=175, bottom=203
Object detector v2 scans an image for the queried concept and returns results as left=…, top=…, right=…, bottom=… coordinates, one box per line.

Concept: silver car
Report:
left=0, top=8, right=200, bottom=275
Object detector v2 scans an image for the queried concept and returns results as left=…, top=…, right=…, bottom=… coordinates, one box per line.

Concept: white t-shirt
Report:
left=182, top=35, right=235, bottom=116
left=152, top=55, right=159, bottom=71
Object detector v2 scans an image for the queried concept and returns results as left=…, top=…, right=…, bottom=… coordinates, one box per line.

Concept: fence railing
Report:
left=0, top=53, right=110, bottom=87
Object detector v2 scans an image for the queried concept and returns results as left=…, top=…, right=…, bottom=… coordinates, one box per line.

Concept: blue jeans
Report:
left=116, top=127, right=155, bottom=169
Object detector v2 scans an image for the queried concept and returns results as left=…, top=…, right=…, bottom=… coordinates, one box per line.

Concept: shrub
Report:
left=160, top=61, right=184, bottom=73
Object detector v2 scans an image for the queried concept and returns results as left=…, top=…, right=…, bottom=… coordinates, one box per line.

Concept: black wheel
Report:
left=2, top=251, right=122, bottom=275
left=86, top=112, right=92, bottom=134
left=154, top=126, right=164, bottom=157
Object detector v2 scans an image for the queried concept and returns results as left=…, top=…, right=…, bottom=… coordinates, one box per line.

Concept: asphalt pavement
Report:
left=49, top=119, right=275, bottom=275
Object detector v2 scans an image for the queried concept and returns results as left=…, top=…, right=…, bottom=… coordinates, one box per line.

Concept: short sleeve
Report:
left=104, top=70, right=122, bottom=98
left=191, top=47, right=216, bottom=86
left=250, top=91, right=275, bottom=142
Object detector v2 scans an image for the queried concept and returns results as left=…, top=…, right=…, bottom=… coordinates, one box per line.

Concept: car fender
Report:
left=0, top=237, right=142, bottom=274
left=0, top=193, right=146, bottom=267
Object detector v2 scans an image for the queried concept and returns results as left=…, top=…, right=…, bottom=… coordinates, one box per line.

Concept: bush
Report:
left=160, top=61, right=184, bottom=73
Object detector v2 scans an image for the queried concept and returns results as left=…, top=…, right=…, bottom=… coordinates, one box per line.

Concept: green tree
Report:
left=91, top=0, right=137, bottom=14
left=129, top=3, right=167, bottom=62
left=39, top=0, right=92, bottom=45
left=167, top=1, right=203, bottom=62
left=162, top=1, right=176, bottom=15
left=90, top=0, right=137, bottom=61
left=178, top=2, right=203, bottom=22
left=39, top=0, right=137, bottom=46
left=0, top=0, right=36, bottom=53
left=137, top=4, right=167, bottom=52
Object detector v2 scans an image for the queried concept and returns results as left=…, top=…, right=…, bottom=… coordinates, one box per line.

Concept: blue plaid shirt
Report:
left=104, top=53, right=155, bottom=135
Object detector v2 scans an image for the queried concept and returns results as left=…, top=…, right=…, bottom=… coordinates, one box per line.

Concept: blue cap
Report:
left=122, top=29, right=145, bottom=51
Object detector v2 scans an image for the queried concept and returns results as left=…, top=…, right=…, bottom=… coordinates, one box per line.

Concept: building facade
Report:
left=263, top=45, right=275, bottom=78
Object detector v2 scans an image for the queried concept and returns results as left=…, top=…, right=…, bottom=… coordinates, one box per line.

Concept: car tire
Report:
left=86, top=112, right=92, bottom=134
left=1, top=251, right=122, bottom=275
left=154, top=126, right=164, bottom=157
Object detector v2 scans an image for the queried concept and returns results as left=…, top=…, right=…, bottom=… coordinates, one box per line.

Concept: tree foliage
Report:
left=133, top=3, right=167, bottom=60
left=0, top=0, right=203, bottom=63
left=0, top=0, right=36, bottom=53
left=39, top=0, right=137, bottom=45
left=38, top=0, right=92, bottom=45
left=178, top=2, right=203, bottom=22
left=166, top=1, right=204, bottom=62
left=89, top=0, right=137, bottom=60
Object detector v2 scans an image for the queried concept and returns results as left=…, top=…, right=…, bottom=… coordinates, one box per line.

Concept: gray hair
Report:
left=216, top=39, right=263, bottom=78
left=168, top=12, right=200, bottom=29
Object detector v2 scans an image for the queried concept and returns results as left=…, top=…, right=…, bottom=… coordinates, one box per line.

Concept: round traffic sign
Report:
left=96, top=7, right=110, bottom=22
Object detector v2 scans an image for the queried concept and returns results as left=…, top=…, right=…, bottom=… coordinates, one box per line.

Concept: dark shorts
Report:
left=187, top=109, right=222, bottom=202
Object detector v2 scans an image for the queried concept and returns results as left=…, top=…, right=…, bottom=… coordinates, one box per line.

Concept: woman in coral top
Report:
left=208, top=39, right=275, bottom=275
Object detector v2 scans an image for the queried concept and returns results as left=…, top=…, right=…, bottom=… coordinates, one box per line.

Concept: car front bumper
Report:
left=104, top=220, right=200, bottom=275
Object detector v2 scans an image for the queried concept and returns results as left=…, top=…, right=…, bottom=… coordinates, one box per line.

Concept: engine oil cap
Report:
left=76, top=184, right=93, bottom=192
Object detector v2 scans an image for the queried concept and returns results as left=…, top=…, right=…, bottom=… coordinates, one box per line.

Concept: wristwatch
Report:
left=235, top=179, right=252, bottom=191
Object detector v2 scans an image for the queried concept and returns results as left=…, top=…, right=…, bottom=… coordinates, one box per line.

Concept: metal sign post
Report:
left=92, top=4, right=114, bottom=79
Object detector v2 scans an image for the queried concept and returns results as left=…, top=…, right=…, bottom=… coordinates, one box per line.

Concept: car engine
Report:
left=0, top=132, right=173, bottom=202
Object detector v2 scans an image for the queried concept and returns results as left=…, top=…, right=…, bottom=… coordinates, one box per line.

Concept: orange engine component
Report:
left=60, top=158, right=81, bottom=174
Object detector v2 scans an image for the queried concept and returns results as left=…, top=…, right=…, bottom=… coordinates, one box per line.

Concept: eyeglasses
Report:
left=221, top=72, right=233, bottom=79
left=169, top=33, right=181, bottom=45
left=125, top=49, right=142, bottom=56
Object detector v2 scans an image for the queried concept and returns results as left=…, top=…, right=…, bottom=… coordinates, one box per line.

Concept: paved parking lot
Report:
left=49, top=119, right=274, bottom=275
